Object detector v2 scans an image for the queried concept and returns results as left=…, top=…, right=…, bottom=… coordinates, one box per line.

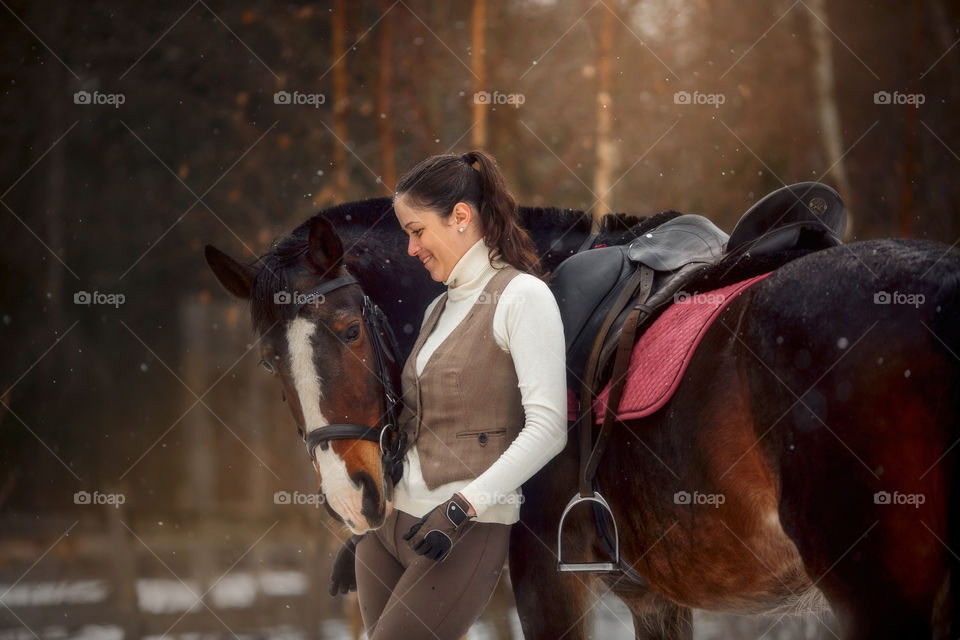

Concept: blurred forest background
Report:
left=1, top=0, right=958, bottom=638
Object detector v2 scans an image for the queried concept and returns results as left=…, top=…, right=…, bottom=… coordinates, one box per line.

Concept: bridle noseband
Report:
left=292, top=273, right=407, bottom=469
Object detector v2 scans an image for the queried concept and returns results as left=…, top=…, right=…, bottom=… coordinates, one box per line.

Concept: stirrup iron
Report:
left=556, top=491, right=619, bottom=573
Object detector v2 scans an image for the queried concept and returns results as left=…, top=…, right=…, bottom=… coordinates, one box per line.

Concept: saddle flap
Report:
left=625, top=214, right=728, bottom=271
left=551, top=246, right=633, bottom=354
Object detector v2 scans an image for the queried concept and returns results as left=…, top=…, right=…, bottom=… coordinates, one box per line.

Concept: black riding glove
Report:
left=329, top=534, right=363, bottom=596
left=401, top=493, right=475, bottom=562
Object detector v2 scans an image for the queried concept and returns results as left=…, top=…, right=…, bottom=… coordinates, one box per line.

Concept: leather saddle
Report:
left=552, top=181, right=847, bottom=576
left=552, top=214, right=728, bottom=388
left=551, top=181, right=846, bottom=389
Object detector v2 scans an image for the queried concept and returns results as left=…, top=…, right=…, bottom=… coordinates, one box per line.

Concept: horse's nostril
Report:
left=353, top=471, right=375, bottom=496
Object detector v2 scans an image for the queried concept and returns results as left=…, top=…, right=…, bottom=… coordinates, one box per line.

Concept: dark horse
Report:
left=205, top=196, right=959, bottom=639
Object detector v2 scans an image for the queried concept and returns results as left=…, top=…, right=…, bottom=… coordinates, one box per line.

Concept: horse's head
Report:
left=205, top=216, right=396, bottom=534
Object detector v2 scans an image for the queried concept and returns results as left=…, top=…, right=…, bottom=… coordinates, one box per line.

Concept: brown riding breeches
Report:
left=355, top=509, right=511, bottom=639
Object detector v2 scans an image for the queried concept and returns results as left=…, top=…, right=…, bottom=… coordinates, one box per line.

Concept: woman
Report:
left=341, top=150, right=568, bottom=639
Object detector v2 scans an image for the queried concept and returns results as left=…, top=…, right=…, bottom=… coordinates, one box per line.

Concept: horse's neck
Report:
left=339, top=207, right=616, bottom=358
left=518, top=206, right=596, bottom=272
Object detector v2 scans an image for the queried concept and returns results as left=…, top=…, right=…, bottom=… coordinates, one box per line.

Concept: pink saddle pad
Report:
left=566, top=272, right=772, bottom=423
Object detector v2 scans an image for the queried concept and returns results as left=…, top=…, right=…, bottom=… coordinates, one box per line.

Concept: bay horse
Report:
left=205, top=196, right=959, bottom=639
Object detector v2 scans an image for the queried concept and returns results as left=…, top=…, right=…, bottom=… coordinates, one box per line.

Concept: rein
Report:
left=294, top=274, right=407, bottom=470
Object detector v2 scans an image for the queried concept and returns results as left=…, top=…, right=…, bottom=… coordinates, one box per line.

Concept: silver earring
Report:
left=459, top=227, right=465, bottom=233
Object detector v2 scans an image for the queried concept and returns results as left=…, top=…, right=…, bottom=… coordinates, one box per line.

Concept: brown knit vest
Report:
left=397, top=266, right=526, bottom=490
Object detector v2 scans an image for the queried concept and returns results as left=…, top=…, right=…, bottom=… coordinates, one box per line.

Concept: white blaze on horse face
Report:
left=286, top=317, right=369, bottom=534
left=287, top=318, right=329, bottom=430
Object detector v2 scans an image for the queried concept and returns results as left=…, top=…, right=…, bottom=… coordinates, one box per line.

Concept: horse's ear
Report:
left=306, top=216, right=344, bottom=274
left=204, top=245, right=257, bottom=299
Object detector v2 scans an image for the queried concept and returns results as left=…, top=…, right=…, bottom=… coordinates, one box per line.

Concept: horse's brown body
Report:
left=512, top=240, right=959, bottom=639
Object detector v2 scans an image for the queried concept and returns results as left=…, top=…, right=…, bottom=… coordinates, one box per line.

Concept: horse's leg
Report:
left=511, top=446, right=602, bottom=640
left=509, top=520, right=597, bottom=639
left=616, top=589, right=692, bottom=640
left=628, top=604, right=692, bottom=640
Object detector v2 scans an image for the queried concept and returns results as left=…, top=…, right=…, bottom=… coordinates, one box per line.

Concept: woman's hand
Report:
left=401, top=493, right=475, bottom=562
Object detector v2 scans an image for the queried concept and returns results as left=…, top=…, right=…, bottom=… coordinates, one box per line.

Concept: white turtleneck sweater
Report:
left=393, top=238, right=568, bottom=524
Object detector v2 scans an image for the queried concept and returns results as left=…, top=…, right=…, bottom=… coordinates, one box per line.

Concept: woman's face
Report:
left=394, top=195, right=474, bottom=282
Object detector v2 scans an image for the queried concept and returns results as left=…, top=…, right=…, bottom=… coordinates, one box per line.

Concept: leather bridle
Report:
left=292, top=273, right=407, bottom=469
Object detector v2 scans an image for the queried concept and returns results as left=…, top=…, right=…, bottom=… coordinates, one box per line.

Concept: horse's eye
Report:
left=344, top=322, right=362, bottom=343
left=259, top=358, right=277, bottom=375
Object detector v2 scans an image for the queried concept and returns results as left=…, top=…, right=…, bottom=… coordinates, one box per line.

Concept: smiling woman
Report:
left=347, top=151, right=567, bottom=639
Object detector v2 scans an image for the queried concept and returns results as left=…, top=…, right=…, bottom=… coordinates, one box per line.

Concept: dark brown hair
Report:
left=394, top=150, right=542, bottom=276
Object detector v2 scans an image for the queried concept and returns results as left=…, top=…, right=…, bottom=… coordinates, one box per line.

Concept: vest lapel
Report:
left=403, top=293, right=447, bottom=441
left=408, top=293, right=448, bottom=376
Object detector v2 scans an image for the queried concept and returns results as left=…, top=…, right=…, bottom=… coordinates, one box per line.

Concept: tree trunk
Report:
left=807, top=0, right=855, bottom=237
left=179, top=298, right=218, bottom=598
left=40, top=2, right=69, bottom=375
left=377, top=0, right=397, bottom=191
left=592, top=3, right=616, bottom=222
left=471, top=0, right=487, bottom=150
left=899, top=0, right=924, bottom=237
left=332, top=0, right=349, bottom=200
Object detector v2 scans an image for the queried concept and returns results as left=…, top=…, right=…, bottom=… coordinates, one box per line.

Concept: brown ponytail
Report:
left=394, top=150, right=543, bottom=277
